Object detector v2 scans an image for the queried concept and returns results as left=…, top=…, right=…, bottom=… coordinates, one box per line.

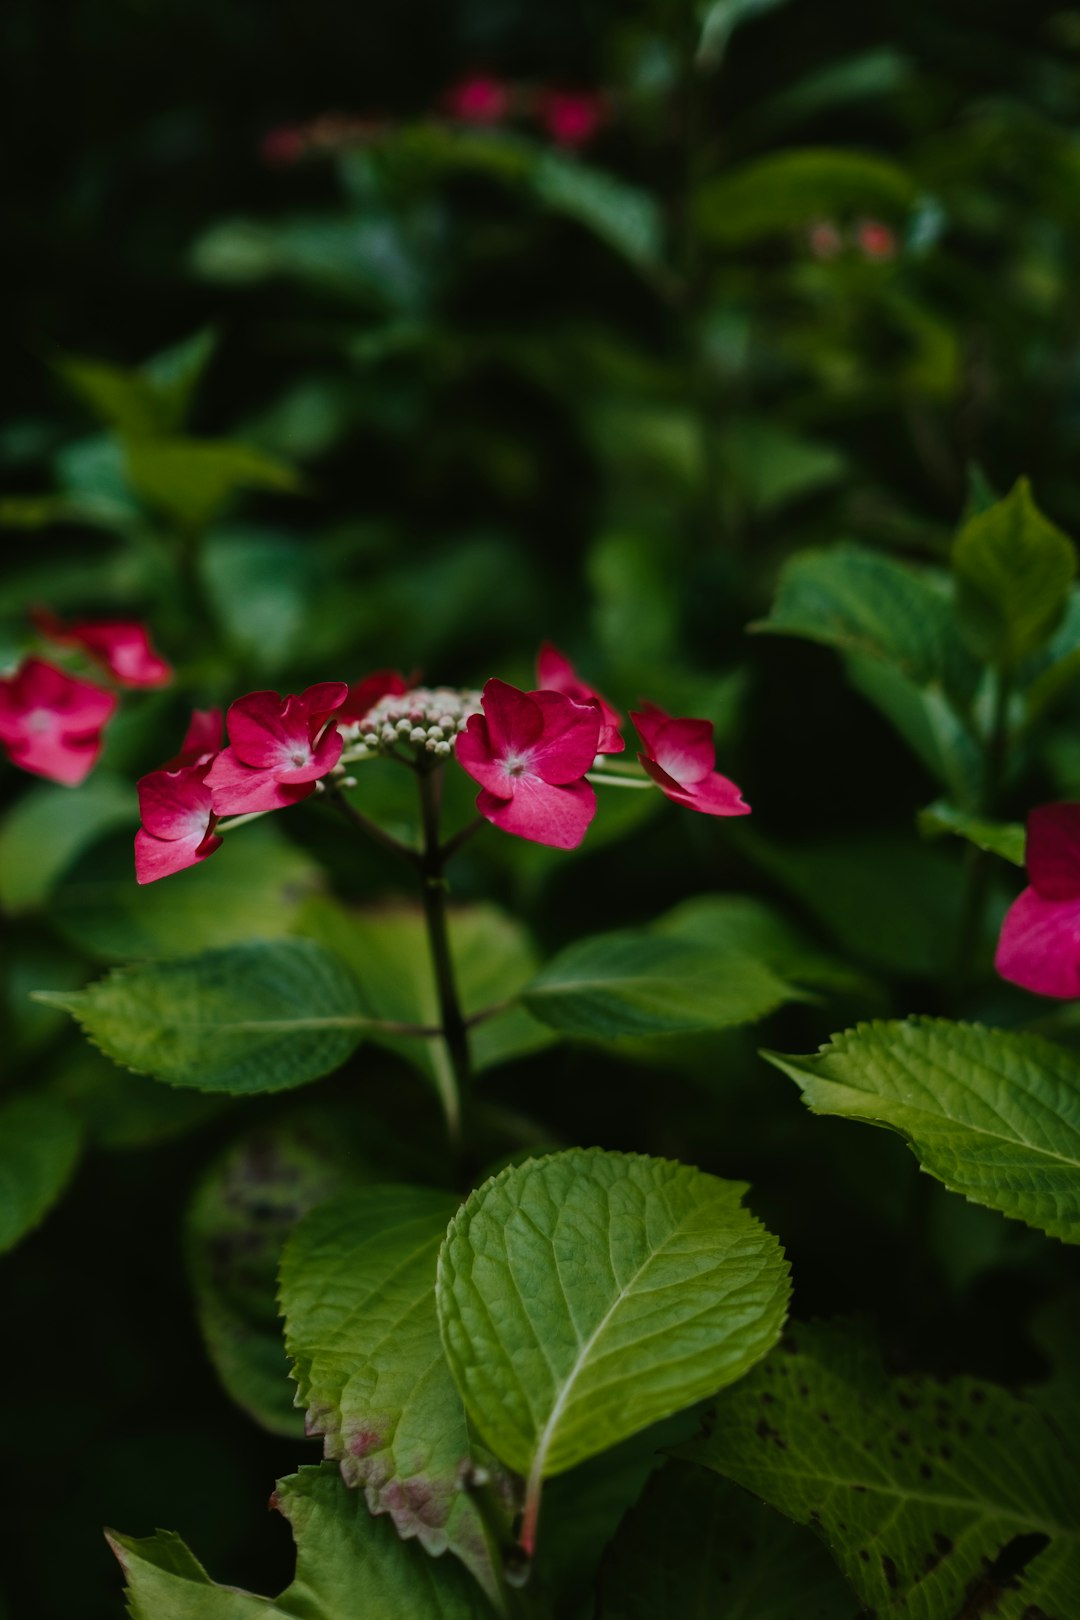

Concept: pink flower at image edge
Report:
left=996, top=803, right=1080, bottom=997
left=135, top=763, right=222, bottom=884
left=206, top=683, right=349, bottom=815
left=536, top=641, right=623, bottom=753
left=34, top=608, right=172, bottom=688
left=631, top=703, right=750, bottom=817
left=456, top=678, right=601, bottom=849
left=0, top=657, right=117, bottom=786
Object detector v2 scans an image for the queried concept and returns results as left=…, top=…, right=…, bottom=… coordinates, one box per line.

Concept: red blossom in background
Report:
left=164, top=708, right=224, bottom=769
left=260, top=125, right=306, bottom=166
left=537, top=88, right=606, bottom=148
left=536, top=641, right=623, bottom=753
left=135, top=762, right=222, bottom=884
left=34, top=608, right=172, bottom=688
left=442, top=75, right=511, bottom=125
left=456, top=677, right=600, bottom=848
left=340, top=669, right=411, bottom=725
left=995, top=804, right=1080, bottom=998
left=631, top=703, right=749, bottom=818
left=0, top=657, right=117, bottom=786
left=206, top=682, right=349, bottom=815
left=856, top=219, right=898, bottom=261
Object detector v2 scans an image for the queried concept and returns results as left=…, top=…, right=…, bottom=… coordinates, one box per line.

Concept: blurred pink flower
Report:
left=0, top=657, right=116, bottom=786
left=807, top=220, right=844, bottom=261
left=341, top=669, right=411, bottom=724
left=536, top=641, right=623, bottom=753
left=443, top=75, right=510, bottom=125
left=996, top=804, right=1080, bottom=997
left=538, top=88, right=606, bottom=148
left=856, top=219, right=898, bottom=261
left=631, top=703, right=749, bottom=817
left=135, top=762, right=222, bottom=884
left=34, top=607, right=172, bottom=688
left=206, top=682, right=349, bottom=815
left=456, top=677, right=600, bottom=848
left=261, top=125, right=306, bottom=166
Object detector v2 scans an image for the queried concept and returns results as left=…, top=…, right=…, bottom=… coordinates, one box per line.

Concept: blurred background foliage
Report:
left=5, top=0, right=1080, bottom=1614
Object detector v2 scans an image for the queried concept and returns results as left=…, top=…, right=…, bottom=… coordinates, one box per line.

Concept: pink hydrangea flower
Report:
left=206, top=682, right=349, bottom=815
left=0, top=657, right=117, bottom=786
left=164, top=708, right=223, bottom=769
left=856, top=219, right=897, bottom=261
left=631, top=703, right=750, bottom=817
left=135, top=762, right=222, bottom=884
left=995, top=804, right=1080, bottom=997
left=34, top=608, right=172, bottom=688
left=456, top=677, right=600, bottom=848
left=536, top=642, right=623, bottom=754
left=442, top=74, right=510, bottom=125
left=538, top=89, right=606, bottom=148
left=340, top=669, right=411, bottom=724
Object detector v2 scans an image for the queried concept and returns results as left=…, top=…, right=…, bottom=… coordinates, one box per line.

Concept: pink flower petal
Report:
left=205, top=748, right=317, bottom=815
left=294, top=682, right=350, bottom=724
left=341, top=670, right=410, bottom=723
left=34, top=610, right=172, bottom=687
left=650, top=717, right=716, bottom=786
left=137, top=765, right=215, bottom=841
left=225, top=690, right=304, bottom=768
left=995, top=887, right=1080, bottom=998
left=4, top=729, right=103, bottom=786
left=455, top=713, right=511, bottom=795
left=0, top=658, right=116, bottom=785
left=528, top=690, right=603, bottom=783
left=165, top=708, right=224, bottom=768
left=479, top=679, right=544, bottom=761
left=536, top=642, right=624, bottom=753
left=135, top=825, right=222, bottom=884
left=275, top=725, right=343, bottom=784
left=629, top=704, right=669, bottom=757
left=476, top=776, right=596, bottom=849
left=1025, top=803, right=1080, bottom=900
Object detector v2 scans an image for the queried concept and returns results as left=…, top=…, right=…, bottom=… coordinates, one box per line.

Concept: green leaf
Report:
left=51, top=1050, right=227, bottom=1150
left=656, top=893, right=875, bottom=999
left=917, top=800, right=1025, bottom=865
left=200, top=528, right=317, bottom=674
left=952, top=478, right=1077, bottom=668
left=523, top=931, right=806, bottom=1040
left=0, top=774, right=135, bottom=915
left=36, top=938, right=369, bottom=1094
left=187, top=1115, right=368, bottom=1436
left=722, top=418, right=848, bottom=515
left=53, top=354, right=165, bottom=439
left=141, top=327, right=218, bottom=431
left=111, top=1463, right=496, bottom=1618
left=597, top=1459, right=854, bottom=1619
left=764, top=1017, right=1080, bottom=1243
left=0, top=1093, right=82, bottom=1253
left=697, top=0, right=791, bottom=68
left=697, top=148, right=916, bottom=245
left=531, top=152, right=664, bottom=272
left=297, top=898, right=553, bottom=1082
left=281, top=1186, right=510, bottom=1602
left=436, top=1150, right=790, bottom=1528
left=680, top=1321, right=1080, bottom=1620
left=125, top=437, right=301, bottom=530
left=49, top=821, right=321, bottom=960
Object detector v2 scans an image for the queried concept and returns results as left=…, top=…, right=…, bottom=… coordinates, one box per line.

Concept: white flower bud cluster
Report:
left=339, top=686, right=483, bottom=761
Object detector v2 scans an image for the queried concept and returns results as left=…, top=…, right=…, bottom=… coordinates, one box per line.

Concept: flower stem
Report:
left=585, top=772, right=654, bottom=789
left=417, top=765, right=472, bottom=1159
left=329, top=786, right=419, bottom=866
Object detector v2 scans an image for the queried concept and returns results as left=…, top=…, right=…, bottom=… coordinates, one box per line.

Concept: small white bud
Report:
left=363, top=732, right=379, bottom=748
left=341, top=776, right=357, bottom=789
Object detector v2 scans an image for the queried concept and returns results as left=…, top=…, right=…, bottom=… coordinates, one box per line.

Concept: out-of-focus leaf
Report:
left=0, top=1093, right=82, bottom=1254
left=531, top=151, right=664, bottom=272
left=0, top=775, right=135, bottom=915
left=750, top=48, right=912, bottom=131
left=697, top=148, right=916, bottom=244
left=51, top=1050, right=227, bottom=1150
left=200, top=528, right=317, bottom=673
left=918, top=800, right=1025, bottom=865
left=126, top=437, right=301, bottom=530
left=697, top=0, right=791, bottom=67
left=952, top=478, right=1076, bottom=667
left=191, top=214, right=435, bottom=311
left=722, top=418, right=847, bottom=513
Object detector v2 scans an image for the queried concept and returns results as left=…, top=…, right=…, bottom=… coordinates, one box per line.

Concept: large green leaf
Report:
left=0, top=1093, right=82, bottom=1253
left=297, top=899, right=553, bottom=1084
left=110, top=1463, right=496, bottom=1618
left=36, top=939, right=370, bottom=1094
left=187, top=1115, right=368, bottom=1436
left=49, top=822, right=322, bottom=960
left=917, top=799, right=1025, bottom=865
left=522, top=930, right=805, bottom=1040
left=281, top=1186, right=510, bottom=1602
left=125, top=437, right=301, bottom=530
left=597, top=1459, right=855, bottom=1619
left=765, top=1017, right=1080, bottom=1242
left=952, top=478, right=1076, bottom=667
left=697, top=148, right=916, bottom=244
left=0, top=775, right=135, bottom=915
left=656, top=893, right=875, bottom=999
left=681, top=1322, right=1080, bottom=1620
left=437, top=1150, right=790, bottom=1544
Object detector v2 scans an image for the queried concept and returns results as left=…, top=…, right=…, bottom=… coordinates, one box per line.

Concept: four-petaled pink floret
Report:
left=996, top=803, right=1080, bottom=998
left=536, top=641, right=623, bottom=754
left=135, top=762, right=222, bottom=884
left=631, top=703, right=750, bottom=818
left=442, top=75, right=510, bottom=125
left=206, top=683, right=349, bottom=815
left=538, top=89, right=606, bottom=148
left=0, top=657, right=117, bottom=786
left=456, top=677, right=601, bottom=849
left=34, top=608, right=172, bottom=688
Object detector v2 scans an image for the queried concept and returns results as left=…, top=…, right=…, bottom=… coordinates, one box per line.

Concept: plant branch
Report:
left=329, top=786, right=419, bottom=866
left=440, top=814, right=487, bottom=862
left=417, top=766, right=473, bottom=1158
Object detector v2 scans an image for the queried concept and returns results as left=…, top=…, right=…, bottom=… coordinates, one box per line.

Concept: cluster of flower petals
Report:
left=205, top=683, right=349, bottom=815
left=536, top=642, right=624, bottom=753
left=631, top=703, right=750, bottom=817
left=34, top=607, right=172, bottom=688
left=995, top=803, right=1080, bottom=998
left=0, top=657, right=117, bottom=786
left=457, top=677, right=602, bottom=849
left=443, top=74, right=606, bottom=147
